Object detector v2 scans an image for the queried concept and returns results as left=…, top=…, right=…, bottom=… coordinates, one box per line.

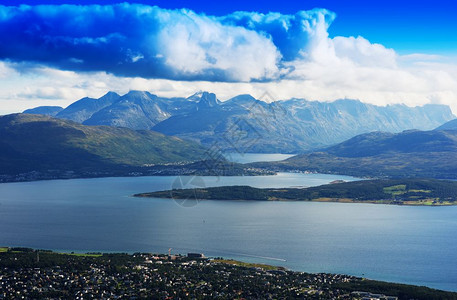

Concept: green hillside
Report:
left=0, top=113, right=207, bottom=175
left=252, top=130, right=457, bottom=178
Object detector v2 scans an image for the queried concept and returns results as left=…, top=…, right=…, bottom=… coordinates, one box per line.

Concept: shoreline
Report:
left=135, top=194, right=457, bottom=206
left=135, top=179, right=457, bottom=206
left=1, top=246, right=456, bottom=296
left=302, top=197, right=457, bottom=206
left=0, top=170, right=277, bottom=184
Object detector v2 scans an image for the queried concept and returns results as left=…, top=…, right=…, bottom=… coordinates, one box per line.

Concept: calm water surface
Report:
left=223, top=152, right=295, bottom=163
left=0, top=172, right=456, bottom=292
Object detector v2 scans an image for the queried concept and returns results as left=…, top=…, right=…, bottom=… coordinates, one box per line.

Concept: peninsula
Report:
left=135, top=178, right=457, bottom=206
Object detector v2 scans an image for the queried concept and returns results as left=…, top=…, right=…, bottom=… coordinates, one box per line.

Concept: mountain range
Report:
left=24, top=91, right=455, bottom=153
left=252, top=129, right=457, bottom=178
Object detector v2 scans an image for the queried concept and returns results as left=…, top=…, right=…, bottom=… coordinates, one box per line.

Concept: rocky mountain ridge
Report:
left=24, top=91, right=456, bottom=153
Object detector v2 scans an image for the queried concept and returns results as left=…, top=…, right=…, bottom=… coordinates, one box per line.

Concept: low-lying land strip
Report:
left=0, top=248, right=455, bottom=299
left=135, top=178, right=457, bottom=205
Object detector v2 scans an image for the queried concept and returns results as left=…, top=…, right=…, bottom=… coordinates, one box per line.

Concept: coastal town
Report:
left=2, top=248, right=453, bottom=299
left=0, top=160, right=275, bottom=183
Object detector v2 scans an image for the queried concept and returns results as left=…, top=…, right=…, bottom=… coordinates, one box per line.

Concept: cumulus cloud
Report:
left=155, top=9, right=280, bottom=81
left=1, top=4, right=457, bottom=114
left=219, top=9, right=336, bottom=62
left=0, top=4, right=342, bottom=82
left=0, top=4, right=290, bottom=81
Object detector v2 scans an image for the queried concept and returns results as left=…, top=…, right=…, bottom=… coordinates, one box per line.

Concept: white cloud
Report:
left=156, top=9, right=280, bottom=81
left=1, top=54, right=457, bottom=116
left=332, top=36, right=397, bottom=68
left=0, top=4, right=285, bottom=82
left=0, top=61, right=15, bottom=78
left=1, top=5, right=457, bottom=115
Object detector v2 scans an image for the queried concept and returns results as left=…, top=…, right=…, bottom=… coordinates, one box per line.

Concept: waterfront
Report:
left=0, top=172, right=456, bottom=292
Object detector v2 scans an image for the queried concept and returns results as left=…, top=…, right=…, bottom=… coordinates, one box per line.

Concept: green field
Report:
left=213, top=259, right=282, bottom=271
left=383, top=184, right=407, bottom=195
left=0, top=247, right=8, bottom=253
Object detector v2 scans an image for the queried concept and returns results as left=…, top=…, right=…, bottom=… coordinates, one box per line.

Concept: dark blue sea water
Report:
left=0, top=172, right=456, bottom=292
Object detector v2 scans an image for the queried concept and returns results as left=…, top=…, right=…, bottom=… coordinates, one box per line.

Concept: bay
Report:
left=0, top=172, right=456, bottom=292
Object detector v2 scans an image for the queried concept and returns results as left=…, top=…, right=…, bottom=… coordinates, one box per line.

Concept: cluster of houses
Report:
left=0, top=251, right=400, bottom=299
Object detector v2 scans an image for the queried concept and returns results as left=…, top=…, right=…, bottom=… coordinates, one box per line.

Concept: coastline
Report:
left=1, top=247, right=456, bottom=297
left=302, top=197, right=457, bottom=206
left=135, top=179, right=457, bottom=206
left=0, top=168, right=276, bottom=184
left=135, top=195, right=457, bottom=206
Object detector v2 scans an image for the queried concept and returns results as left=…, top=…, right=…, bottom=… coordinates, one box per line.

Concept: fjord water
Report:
left=223, top=152, right=295, bottom=164
left=1, top=173, right=457, bottom=292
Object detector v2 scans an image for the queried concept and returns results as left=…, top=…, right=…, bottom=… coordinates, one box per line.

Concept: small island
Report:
left=135, top=178, right=457, bottom=206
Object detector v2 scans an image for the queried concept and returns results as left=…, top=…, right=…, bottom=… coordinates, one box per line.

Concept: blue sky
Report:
left=0, top=1, right=456, bottom=114
left=154, top=0, right=457, bottom=54
left=4, top=0, right=456, bottom=54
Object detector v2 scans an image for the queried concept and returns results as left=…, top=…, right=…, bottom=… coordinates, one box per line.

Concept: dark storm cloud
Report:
left=0, top=4, right=334, bottom=81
